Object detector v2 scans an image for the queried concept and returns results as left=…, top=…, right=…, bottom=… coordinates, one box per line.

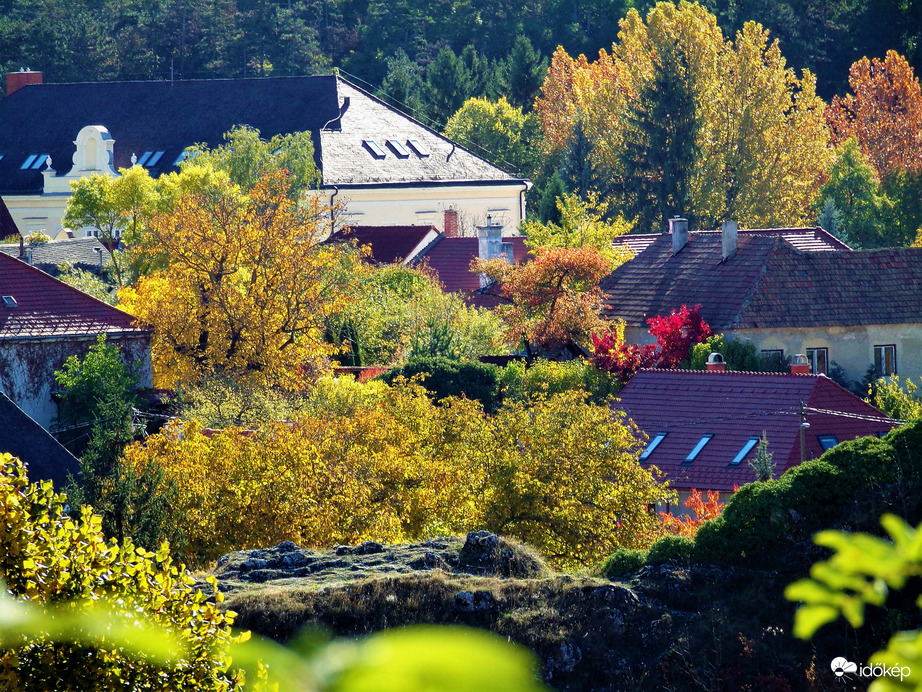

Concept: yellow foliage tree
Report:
left=120, top=382, right=673, bottom=568
left=118, top=166, right=359, bottom=389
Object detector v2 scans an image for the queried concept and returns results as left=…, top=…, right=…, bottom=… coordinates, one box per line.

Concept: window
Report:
left=407, top=139, right=430, bottom=157
left=146, top=151, right=165, bottom=167
left=20, top=154, right=37, bottom=169
left=136, top=151, right=152, bottom=167
left=874, top=345, right=897, bottom=375
left=363, top=140, right=387, bottom=158
left=20, top=154, right=48, bottom=170
left=730, top=437, right=760, bottom=465
left=0, top=155, right=5, bottom=162
left=640, top=433, right=667, bottom=461
left=683, top=434, right=714, bottom=463
left=817, top=434, right=839, bottom=451
left=173, top=150, right=190, bottom=166
left=806, top=347, right=828, bottom=374
left=387, top=139, right=410, bottom=157
left=2, top=296, right=17, bottom=309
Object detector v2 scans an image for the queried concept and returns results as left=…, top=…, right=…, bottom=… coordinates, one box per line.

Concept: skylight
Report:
left=0, top=155, right=5, bottom=163
left=387, top=139, right=410, bottom=157
left=2, top=295, right=17, bottom=309
left=683, top=434, right=714, bottom=463
left=20, top=154, right=37, bottom=170
left=173, top=151, right=189, bottom=167
left=363, top=140, right=387, bottom=158
left=639, top=433, right=667, bottom=461
left=817, top=435, right=839, bottom=451
left=136, top=152, right=152, bottom=167
left=147, top=151, right=165, bottom=167
left=407, top=139, right=430, bottom=157
left=32, top=155, right=49, bottom=170
left=730, top=437, right=760, bottom=465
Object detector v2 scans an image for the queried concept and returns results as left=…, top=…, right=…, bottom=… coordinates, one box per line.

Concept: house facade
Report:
left=0, top=72, right=529, bottom=240
left=0, top=251, right=151, bottom=429
left=604, top=221, right=922, bottom=386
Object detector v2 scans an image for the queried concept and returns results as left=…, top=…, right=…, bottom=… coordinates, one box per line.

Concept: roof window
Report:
left=136, top=152, right=152, bottom=167
left=146, top=151, right=165, bottom=167
left=173, top=151, right=190, bottom=166
left=2, top=295, right=17, bottom=308
left=0, top=155, right=4, bottom=163
left=21, top=154, right=49, bottom=170
left=817, top=434, right=839, bottom=452
left=639, top=432, right=667, bottom=461
left=730, top=436, right=760, bottom=465
left=407, top=139, right=430, bottom=157
left=387, top=139, right=410, bottom=157
left=363, top=140, right=387, bottom=158
left=683, top=434, right=714, bottom=464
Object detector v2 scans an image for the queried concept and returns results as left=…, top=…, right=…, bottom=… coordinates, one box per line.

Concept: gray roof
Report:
left=0, top=76, right=523, bottom=194
left=0, top=237, right=110, bottom=276
left=0, top=391, right=80, bottom=488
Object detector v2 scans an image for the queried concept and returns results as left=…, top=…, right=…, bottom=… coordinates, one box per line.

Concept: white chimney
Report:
left=670, top=218, right=688, bottom=255
left=722, top=220, right=738, bottom=261
left=478, top=214, right=504, bottom=262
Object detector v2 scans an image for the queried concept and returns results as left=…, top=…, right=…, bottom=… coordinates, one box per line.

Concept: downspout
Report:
left=329, top=186, right=339, bottom=235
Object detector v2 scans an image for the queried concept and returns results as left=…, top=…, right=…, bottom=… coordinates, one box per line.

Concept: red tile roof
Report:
left=615, top=369, right=898, bottom=492
left=619, top=227, right=850, bottom=255
left=602, top=232, right=922, bottom=329
left=0, top=252, right=147, bottom=338
left=413, top=235, right=529, bottom=309
left=330, top=225, right=439, bottom=265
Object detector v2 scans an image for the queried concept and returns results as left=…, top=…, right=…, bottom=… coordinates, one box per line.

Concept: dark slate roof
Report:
left=0, top=391, right=80, bottom=488
left=0, top=197, right=17, bottom=237
left=413, top=235, right=529, bottom=309
left=329, top=225, right=439, bottom=265
left=0, top=251, right=145, bottom=338
left=0, top=237, right=110, bottom=276
left=615, top=370, right=897, bottom=492
left=0, top=76, right=522, bottom=194
left=619, top=227, right=851, bottom=255
left=601, top=233, right=922, bottom=329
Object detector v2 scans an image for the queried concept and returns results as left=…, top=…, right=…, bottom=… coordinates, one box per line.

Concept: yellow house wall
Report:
left=4, top=194, right=72, bottom=240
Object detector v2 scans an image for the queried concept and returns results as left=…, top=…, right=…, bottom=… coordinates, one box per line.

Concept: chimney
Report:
left=706, top=352, right=726, bottom=372
left=721, top=220, right=738, bottom=261
left=670, top=217, right=688, bottom=255
left=444, top=206, right=459, bottom=238
left=6, top=69, right=42, bottom=96
left=477, top=214, right=503, bottom=262
left=790, top=353, right=810, bottom=374
left=18, top=234, right=24, bottom=259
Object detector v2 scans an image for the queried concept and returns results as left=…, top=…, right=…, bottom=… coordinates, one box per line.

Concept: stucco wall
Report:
left=0, top=334, right=152, bottom=429
left=623, top=324, right=922, bottom=385
left=327, top=184, right=527, bottom=235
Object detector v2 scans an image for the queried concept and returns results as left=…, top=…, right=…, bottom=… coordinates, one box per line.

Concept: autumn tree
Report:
left=119, top=166, right=360, bottom=390
left=476, top=246, right=612, bottom=355
left=818, top=137, right=889, bottom=247
left=827, top=50, right=922, bottom=178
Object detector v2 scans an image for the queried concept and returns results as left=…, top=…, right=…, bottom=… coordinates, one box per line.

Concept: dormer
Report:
left=69, top=125, right=117, bottom=177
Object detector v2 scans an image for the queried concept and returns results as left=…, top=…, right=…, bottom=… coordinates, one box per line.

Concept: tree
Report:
left=378, top=48, right=425, bottom=116
left=426, top=47, right=472, bottom=125
left=62, top=165, right=159, bottom=286
left=497, top=36, right=548, bottom=111
left=118, top=167, right=360, bottom=390
left=819, top=137, right=888, bottom=248
left=475, top=246, right=612, bottom=355
left=521, top=192, right=633, bottom=269
left=749, top=433, right=774, bottom=482
left=659, top=489, right=726, bottom=538
left=827, top=50, right=922, bottom=178
left=443, top=97, right=542, bottom=178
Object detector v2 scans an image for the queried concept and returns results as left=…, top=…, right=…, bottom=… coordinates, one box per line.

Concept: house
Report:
left=615, top=365, right=898, bottom=510
left=0, top=390, right=81, bottom=487
left=0, top=236, right=111, bottom=277
left=0, top=71, right=529, bottom=240
left=411, top=215, right=529, bottom=309
left=602, top=219, right=922, bottom=385
left=0, top=251, right=151, bottom=429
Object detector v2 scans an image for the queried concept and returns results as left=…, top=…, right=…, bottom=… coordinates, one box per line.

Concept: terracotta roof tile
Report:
left=616, top=370, right=897, bottom=492
left=0, top=252, right=146, bottom=338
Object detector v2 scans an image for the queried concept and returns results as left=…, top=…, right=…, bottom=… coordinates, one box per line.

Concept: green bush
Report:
left=647, top=535, right=695, bottom=564
left=382, top=357, right=502, bottom=412
left=598, top=548, right=647, bottom=578
left=499, top=358, right=619, bottom=405
left=885, top=417, right=922, bottom=478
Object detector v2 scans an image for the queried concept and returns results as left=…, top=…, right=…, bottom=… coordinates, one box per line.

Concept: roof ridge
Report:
left=638, top=367, right=820, bottom=377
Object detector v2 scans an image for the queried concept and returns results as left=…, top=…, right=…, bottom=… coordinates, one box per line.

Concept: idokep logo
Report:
left=831, top=657, right=911, bottom=682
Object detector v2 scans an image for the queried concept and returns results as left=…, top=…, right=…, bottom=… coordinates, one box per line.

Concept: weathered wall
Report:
left=0, top=334, right=152, bottom=429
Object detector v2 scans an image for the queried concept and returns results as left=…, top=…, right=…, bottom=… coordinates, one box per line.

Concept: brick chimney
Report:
left=706, top=352, right=726, bottom=372
left=7, top=69, right=42, bottom=96
left=721, top=220, right=738, bottom=260
left=444, top=207, right=459, bottom=237
left=670, top=217, right=688, bottom=255
left=790, top=354, right=810, bottom=374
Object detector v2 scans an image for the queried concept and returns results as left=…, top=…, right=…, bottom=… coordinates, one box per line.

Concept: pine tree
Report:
left=499, top=36, right=547, bottom=111
left=379, top=48, right=425, bottom=116
left=749, top=432, right=775, bottom=482
left=426, top=47, right=472, bottom=124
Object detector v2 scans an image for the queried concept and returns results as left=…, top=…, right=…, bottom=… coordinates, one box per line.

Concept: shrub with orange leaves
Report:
left=659, top=489, right=727, bottom=538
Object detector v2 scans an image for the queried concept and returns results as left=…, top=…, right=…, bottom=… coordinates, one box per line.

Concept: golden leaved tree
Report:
left=119, top=165, right=359, bottom=390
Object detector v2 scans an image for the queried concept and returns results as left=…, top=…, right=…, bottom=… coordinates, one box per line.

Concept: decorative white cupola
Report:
left=69, top=125, right=117, bottom=176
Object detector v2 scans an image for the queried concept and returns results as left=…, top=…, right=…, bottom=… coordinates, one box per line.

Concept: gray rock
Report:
left=544, top=641, right=582, bottom=678
left=591, top=584, right=640, bottom=613
left=353, top=541, right=385, bottom=555
left=453, top=590, right=495, bottom=612
left=459, top=530, right=500, bottom=567
left=275, top=541, right=300, bottom=553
